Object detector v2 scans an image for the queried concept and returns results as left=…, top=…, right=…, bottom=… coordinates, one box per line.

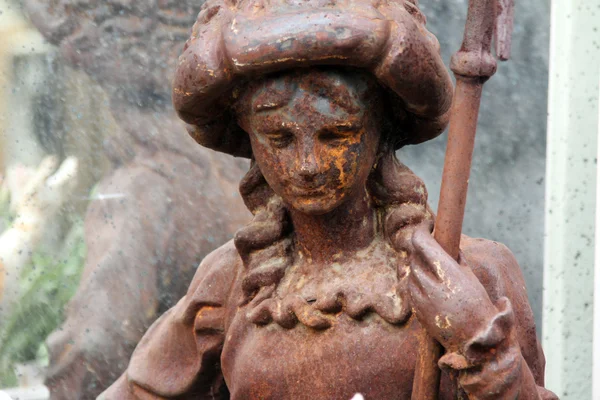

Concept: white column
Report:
left=543, top=0, right=600, bottom=399
left=595, top=76, right=600, bottom=400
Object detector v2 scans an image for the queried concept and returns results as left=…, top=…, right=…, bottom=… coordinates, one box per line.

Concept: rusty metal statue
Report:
left=413, top=0, right=515, bottom=398
left=99, top=0, right=558, bottom=398
left=22, top=0, right=249, bottom=398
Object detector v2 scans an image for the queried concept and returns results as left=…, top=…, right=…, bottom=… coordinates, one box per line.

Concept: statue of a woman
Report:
left=101, top=0, right=557, bottom=398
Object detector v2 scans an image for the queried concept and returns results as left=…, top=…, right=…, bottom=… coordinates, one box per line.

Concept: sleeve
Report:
left=440, top=238, right=557, bottom=400
left=98, top=240, right=241, bottom=400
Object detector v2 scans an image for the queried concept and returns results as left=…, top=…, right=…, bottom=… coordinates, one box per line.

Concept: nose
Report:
left=299, top=143, right=319, bottom=181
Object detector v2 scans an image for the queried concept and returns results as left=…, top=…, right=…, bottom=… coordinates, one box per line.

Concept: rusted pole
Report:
left=411, top=0, right=514, bottom=398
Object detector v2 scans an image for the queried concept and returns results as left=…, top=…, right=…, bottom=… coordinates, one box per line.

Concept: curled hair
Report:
left=233, top=68, right=433, bottom=325
left=234, top=149, right=432, bottom=319
left=234, top=162, right=292, bottom=301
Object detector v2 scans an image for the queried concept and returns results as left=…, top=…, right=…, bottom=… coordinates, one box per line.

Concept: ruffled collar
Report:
left=246, top=237, right=412, bottom=330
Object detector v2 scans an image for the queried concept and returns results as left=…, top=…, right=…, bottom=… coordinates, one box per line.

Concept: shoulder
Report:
left=460, top=236, right=546, bottom=383
left=460, top=236, right=528, bottom=304
left=124, top=241, right=242, bottom=396
left=186, top=240, right=244, bottom=305
left=459, top=235, right=537, bottom=339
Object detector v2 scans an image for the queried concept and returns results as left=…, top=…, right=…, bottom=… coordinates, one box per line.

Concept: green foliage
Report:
left=0, top=222, right=86, bottom=387
left=0, top=185, right=13, bottom=230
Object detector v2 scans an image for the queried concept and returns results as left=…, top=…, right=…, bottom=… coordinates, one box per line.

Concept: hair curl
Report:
left=233, top=68, right=433, bottom=325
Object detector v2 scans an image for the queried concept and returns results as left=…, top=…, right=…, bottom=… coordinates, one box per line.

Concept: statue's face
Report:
left=239, top=70, right=382, bottom=215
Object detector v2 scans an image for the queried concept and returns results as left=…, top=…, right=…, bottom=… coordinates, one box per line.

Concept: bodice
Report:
left=220, top=238, right=456, bottom=399
left=222, top=309, right=422, bottom=399
left=102, top=238, right=553, bottom=400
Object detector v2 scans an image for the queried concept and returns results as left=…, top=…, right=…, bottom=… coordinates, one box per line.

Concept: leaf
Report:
left=0, top=219, right=86, bottom=387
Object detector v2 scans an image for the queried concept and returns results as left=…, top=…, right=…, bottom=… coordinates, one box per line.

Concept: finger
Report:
left=409, top=264, right=447, bottom=302
left=408, top=270, right=448, bottom=338
left=385, top=205, right=432, bottom=253
left=412, top=228, right=451, bottom=276
left=385, top=203, right=429, bottom=237
left=412, top=225, right=443, bottom=256
left=407, top=273, right=427, bottom=315
left=409, top=266, right=428, bottom=297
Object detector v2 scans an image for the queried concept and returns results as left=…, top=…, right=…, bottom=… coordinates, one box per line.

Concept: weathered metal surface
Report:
left=93, top=0, right=558, bottom=398
left=436, top=0, right=513, bottom=261
left=22, top=0, right=250, bottom=398
left=418, top=2, right=516, bottom=398
left=172, top=0, right=454, bottom=157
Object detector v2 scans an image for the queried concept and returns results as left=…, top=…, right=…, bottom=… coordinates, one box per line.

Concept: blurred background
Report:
left=0, top=0, right=598, bottom=399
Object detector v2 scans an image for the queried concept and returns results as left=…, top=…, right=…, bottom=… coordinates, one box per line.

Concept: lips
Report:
left=287, top=171, right=335, bottom=195
left=288, top=183, right=328, bottom=197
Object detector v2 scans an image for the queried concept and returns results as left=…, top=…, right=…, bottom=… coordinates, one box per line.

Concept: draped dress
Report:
left=100, top=235, right=557, bottom=400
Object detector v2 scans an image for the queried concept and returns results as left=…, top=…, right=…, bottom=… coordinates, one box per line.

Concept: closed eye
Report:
left=318, top=124, right=360, bottom=144
left=264, top=130, right=294, bottom=148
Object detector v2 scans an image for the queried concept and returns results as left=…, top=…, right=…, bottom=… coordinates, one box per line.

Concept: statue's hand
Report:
left=409, top=226, right=505, bottom=361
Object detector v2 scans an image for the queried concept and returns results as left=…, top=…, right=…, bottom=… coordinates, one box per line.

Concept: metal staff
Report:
left=411, top=0, right=514, bottom=398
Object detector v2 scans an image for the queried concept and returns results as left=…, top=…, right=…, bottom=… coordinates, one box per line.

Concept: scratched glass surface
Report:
left=0, top=0, right=549, bottom=396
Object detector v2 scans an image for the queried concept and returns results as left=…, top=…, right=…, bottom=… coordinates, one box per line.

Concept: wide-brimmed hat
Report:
left=173, top=0, right=454, bottom=158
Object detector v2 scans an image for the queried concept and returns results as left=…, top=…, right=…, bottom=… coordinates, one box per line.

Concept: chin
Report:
left=290, top=197, right=342, bottom=215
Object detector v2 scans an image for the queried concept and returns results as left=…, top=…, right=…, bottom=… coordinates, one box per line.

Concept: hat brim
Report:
left=173, top=1, right=453, bottom=157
